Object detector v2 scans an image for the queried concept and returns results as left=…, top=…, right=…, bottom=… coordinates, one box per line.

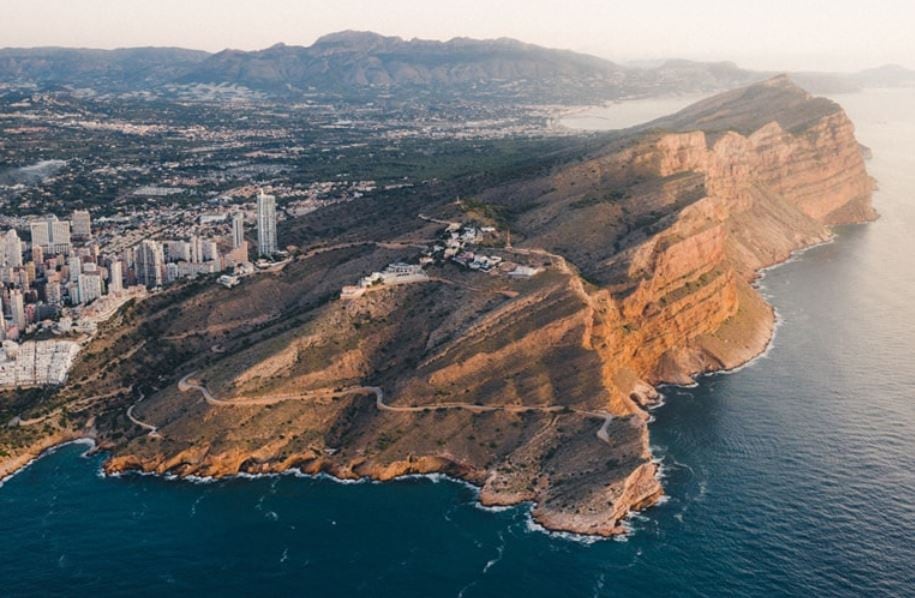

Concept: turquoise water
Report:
left=2, top=89, right=914, bottom=597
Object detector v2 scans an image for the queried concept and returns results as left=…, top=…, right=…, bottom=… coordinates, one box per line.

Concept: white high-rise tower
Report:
left=29, top=215, right=71, bottom=255
left=136, top=240, right=164, bottom=288
left=10, top=289, right=26, bottom=332
left=1, top=230, right=23, bottom=267
left=256, top=190, right=277, bottom=257
left=108, top=260, right=124, bottom=294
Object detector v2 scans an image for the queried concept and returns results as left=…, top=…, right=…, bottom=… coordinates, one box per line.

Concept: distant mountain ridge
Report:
left=0, top=31, right=912, bottom=102
left=183, top=31, right=622, bottom=91
left=0, top=47, right=209, bottom=90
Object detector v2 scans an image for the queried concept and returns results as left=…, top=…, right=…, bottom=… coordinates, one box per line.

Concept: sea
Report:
left=1, top=89, right=913, bottom=597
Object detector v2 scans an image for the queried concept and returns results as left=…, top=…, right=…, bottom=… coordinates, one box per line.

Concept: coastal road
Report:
left=178, top=372, right=615, bottom=446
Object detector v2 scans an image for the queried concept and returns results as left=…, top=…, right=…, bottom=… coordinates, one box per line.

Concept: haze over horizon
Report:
left=2, top=0, right=913, bottom=73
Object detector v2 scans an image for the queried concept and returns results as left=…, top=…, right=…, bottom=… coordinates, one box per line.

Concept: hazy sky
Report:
left=2, top=0, right=913, bottom=72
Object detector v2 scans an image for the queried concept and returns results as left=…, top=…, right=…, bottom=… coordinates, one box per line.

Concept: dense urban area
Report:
left=0, top=83, right=580, bottom=390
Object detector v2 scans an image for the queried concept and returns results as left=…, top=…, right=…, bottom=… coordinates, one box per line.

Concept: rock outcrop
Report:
left=98, top=77, right=875, bottom=537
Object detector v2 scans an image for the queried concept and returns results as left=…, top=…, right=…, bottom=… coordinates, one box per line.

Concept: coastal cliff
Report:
left=16, top=77, right=874, bottom=538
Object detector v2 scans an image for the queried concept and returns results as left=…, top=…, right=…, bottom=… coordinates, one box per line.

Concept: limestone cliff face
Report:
left=98, top=78, right=875, bottom=538
left=563, top=87, right=876, bottom=406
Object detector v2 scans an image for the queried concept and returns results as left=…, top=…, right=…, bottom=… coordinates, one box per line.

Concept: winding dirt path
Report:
left=125, top=391, right=160, bottom=439
left=177, top=372, right=614, bottom=445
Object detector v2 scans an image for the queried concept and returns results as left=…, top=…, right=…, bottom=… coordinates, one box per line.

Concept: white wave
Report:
left=522, top=511, right=605, bottom=545
left=391, top=471, right=481, bottom=493
left=482, top=532, right=506, bottom=574
left=473, top=502, right=514, bottom=513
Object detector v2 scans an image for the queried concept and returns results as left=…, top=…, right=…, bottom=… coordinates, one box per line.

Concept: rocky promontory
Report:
left=19, top=76, right=876, bottom=538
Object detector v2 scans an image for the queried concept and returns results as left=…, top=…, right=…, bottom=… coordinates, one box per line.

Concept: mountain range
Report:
left=0, top=31, right=912, bottom=103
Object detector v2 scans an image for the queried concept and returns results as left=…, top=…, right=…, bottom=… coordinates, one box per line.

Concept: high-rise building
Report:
left=1, top=230, right=23, bottom=268
left=108, top=260, right=123, bottom=294
left=66, top=281, right=80, bottom=305
left=78, top=272, right=102, bottom=303
left=71, top=210, right=92, bottom=240
left=68, top=256, right=82, bottom=283
left=231, top=212, right=246, bottom=249
left=164, top=240, right=190, bottom=263
left=189, top=235, right=203, bottom=264
left=203, top=240, right=219, bottom=262
left=46, top=281, right=62, bottom=306
left=9, top=289, right=25, bottom=332
left=29, top=216, right=71, bottom=255
left=30, top=244, right=44, bottom=266
left=256, top=189, right=277, bottom=257
left=135, top=240, right=164, bottom=288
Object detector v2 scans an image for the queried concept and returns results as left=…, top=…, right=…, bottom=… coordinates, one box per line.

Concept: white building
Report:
left=0, top=340, right=80, bottom=388
left=30, top=216, right=71, bottom=255
left=68, top=256, right=82, bottom=283
left=135, top=240, right=164, bottom=288
left=78, top=272, right=103, bottom=303
left=256, top=189, right=278, bottom=257
left=1, top=230, right=23, bottom=267
left=509, top=265, right=543, bottom=278
left=10, top=289, right=26, bottom=331
left=203, top=240, right=220, bottom=262
left=108, top=260, right=124, bottom=294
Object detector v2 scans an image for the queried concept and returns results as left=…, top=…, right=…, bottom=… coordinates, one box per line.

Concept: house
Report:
left=508, top=265, right=543, bottom=278
left=217, top=274, right=240, bottom=288
left=340, top=285, right=366, bottom=300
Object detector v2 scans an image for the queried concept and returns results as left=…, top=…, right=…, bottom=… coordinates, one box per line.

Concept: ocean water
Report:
left=559, top=92, right=712, bottom=131
left=2, top=89, right=914, bottom=597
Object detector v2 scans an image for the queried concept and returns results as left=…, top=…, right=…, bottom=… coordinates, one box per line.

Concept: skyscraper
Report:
left=30, top=216, right=71, bottom=255
left=135, top=240, right=164, bottom=288
left=78, top=272, right=102, bottom=303
left=189, top=235, right=203, bottom=264
left=108, top=260, right=123, bottom=294
left=256, top=190, right=277, bottom=257
left=67, top=256, right=83, bottom=285
left=10, top=289, right=25, bottom=332
left=231, top=212, right=245, bottom=249
left=71, top=210, right=92, bottom=240
left=1, top=230, right=23, bottom=268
